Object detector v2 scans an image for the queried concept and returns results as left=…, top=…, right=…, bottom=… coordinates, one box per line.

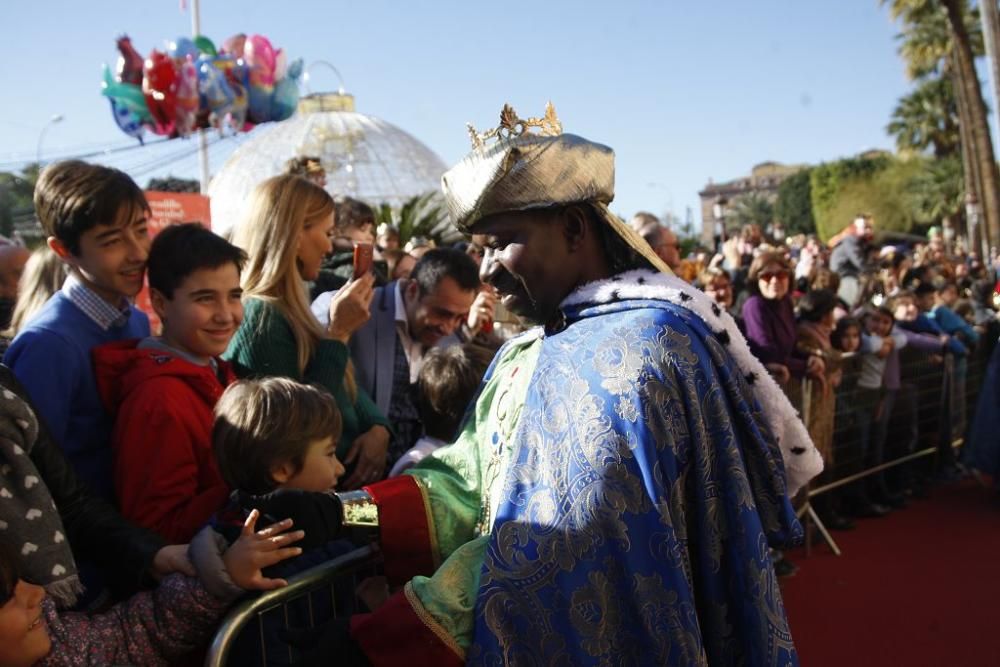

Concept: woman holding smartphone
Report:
left=225, top=174, right=390, bottom=489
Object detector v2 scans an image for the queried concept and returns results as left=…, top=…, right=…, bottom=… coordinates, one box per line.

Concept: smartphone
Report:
left=353, top=242, right=374, bottom=279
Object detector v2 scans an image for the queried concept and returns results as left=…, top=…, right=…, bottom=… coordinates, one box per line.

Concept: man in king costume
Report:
left=306, top=104, right=823, bottom=666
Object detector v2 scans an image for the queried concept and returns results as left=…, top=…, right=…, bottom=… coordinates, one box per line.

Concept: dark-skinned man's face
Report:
left=472, top=209, right=577, bottom=324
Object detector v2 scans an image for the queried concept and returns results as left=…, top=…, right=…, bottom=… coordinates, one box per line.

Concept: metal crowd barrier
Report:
left=205, top=544, right=380, bottom=667
left=792, top=336, right=993, bottom=556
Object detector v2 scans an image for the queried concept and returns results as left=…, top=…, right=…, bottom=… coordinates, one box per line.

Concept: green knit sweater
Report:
left=223, top=298, right=389, bottom=458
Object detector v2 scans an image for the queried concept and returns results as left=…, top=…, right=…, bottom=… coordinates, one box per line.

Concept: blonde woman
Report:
left=225, top=175, right=389, bottom=489
left=5, top=246, right=68, bottom=338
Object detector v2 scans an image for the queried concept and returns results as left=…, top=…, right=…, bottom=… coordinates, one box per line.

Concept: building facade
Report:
left=698, top=161, right=806, bottom=246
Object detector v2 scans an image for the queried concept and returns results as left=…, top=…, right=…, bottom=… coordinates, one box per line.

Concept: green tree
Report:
left=821, top=159, right=923, bottom=237
left=727, top=193, right=774, bottom=229
left=774, top=169, right=816, bottom=235
left=374, top=192, right=461, bottom=246
left=146, top=176, right=200, bottom=193
left=887, top=76, right=960, bottom=156
left=886, top=0, right=998, bottom=247
left=810, top=155, right=892, bottom=241
left=903, top=153, right=964, bottom=225
left=0, top=164, right=39, bottom=239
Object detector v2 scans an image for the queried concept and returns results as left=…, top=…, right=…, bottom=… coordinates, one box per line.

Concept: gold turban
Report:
left=441, top=103, right=673, bottom=275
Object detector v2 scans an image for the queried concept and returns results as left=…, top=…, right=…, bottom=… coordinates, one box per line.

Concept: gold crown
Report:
left=466, top=102, right=563, bottom=150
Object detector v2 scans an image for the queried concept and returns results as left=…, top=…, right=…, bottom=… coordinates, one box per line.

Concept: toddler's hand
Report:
left=223, top=509, right=305, bottom=591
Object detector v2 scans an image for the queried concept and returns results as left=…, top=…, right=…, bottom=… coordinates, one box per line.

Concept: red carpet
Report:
left=780, top=480, right=1000, bottom=666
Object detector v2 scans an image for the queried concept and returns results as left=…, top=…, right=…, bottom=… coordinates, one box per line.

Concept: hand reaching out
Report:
left=223, top=510, right=305, bottom=591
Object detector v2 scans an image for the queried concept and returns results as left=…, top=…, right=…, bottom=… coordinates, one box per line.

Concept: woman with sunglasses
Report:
left=742, top=250, right=825, bottom=388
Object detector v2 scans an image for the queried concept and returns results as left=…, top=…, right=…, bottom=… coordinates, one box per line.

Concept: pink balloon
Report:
left=174, top=56, right=200, bottom=137
left=244, top=34, right=276, bottom=86
left=273, top=49, right=288, bottom=82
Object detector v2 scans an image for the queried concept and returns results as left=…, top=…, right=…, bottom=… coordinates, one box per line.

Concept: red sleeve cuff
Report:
left=364, top=475, right=436, bottom=584
left=350, top=588, right=464, bottom=667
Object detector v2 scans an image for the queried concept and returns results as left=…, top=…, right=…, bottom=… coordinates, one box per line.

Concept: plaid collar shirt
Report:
left=62, top=273, right=132, bottom=330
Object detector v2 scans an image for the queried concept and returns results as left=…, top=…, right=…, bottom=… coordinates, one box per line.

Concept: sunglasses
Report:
left=759, top=271, right=789, bottom=282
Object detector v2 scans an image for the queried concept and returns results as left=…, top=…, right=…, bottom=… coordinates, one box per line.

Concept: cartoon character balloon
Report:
left=103, top=33, right=298, bottom=141
left=174, top=56, right=200, bottom=137
left=198, top=58, right=235, bottom=129
left=115, top=36, right=144, bottom=85
left=142, top=50, right=179, bottom=135
left=168, top=37, right=199, bottom=61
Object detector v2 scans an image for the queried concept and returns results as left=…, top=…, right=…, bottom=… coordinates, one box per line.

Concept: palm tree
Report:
left=374, top=191, right=462, bottom=247
left=905, top=154, right=964, bottom=226
left=886, top=0, right=997, bottom=248
left=941, top=0, right=999, bottom=248
left=727, top=193, right=775, bottom=229
left=887, top=75, right=960, bottom=156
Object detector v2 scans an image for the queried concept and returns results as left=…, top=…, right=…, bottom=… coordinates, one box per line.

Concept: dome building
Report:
left=208, top=90, right=448, bottom=236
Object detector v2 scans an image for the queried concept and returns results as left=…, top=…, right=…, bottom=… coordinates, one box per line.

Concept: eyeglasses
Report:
left=759, top=271, right=788, bottom=282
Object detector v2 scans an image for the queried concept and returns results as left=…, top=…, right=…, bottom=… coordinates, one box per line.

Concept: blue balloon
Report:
left=285, top=58, right=304, bottom=81
left=109, top=99, right=145, bottom=143
left=168, top=37, right=199, bottom=61
left=271, top=78, right=299, bottom=122
left=247, top=83, right=273, bottom=124
left=198, top=59, right=235, bottom=110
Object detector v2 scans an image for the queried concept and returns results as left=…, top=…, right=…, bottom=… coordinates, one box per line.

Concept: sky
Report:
left=0, top=1, right=918, bottom=231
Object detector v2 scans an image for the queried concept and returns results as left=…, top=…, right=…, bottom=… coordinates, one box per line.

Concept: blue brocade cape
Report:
left=470, top=295, right=803, bottom=666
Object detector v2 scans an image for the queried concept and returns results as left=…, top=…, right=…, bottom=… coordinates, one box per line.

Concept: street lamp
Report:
left=36, top=114, right=65, bottom=165
left=712, top=201, right=727, bottom=252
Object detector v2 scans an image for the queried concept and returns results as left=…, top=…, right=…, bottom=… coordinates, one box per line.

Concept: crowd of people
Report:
left=633, top=213, right=998, bottom=571
left=0, top=107, right=994, bottom=666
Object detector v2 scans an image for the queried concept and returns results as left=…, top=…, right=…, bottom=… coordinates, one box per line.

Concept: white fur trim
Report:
left=561, top=269, right=823, bottom=495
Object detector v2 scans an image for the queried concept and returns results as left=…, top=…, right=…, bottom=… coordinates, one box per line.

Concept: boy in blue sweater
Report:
left=4, top=161, right=151, bottom=503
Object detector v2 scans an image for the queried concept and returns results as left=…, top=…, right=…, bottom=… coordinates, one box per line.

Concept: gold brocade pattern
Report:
left=473, top=305, right=798, bottom=665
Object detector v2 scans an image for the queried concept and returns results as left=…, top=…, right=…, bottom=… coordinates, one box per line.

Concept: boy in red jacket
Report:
left=94, top=223, right=246, bottom=543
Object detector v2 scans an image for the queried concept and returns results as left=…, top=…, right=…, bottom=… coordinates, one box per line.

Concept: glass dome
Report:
left=208, top=92, right=448, bottom=236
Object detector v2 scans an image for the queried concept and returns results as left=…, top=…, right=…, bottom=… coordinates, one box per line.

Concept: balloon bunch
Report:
left=102, top=34, right=302, bottom=142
